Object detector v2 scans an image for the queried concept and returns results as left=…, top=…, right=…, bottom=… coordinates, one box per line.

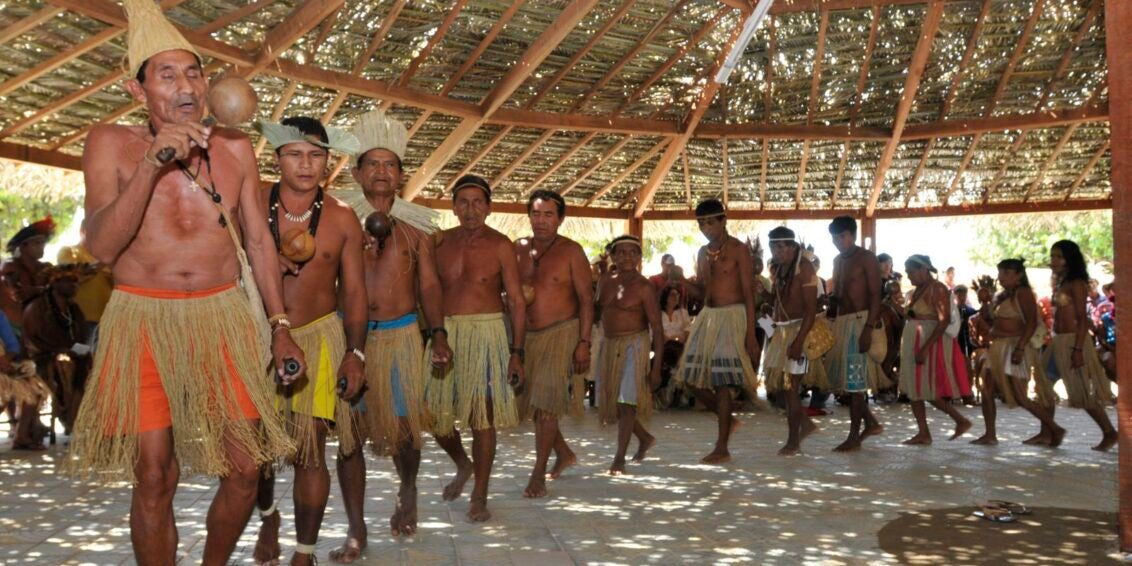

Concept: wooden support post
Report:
left=859, top=215, right=877, bottom=253
left=1106, top=0, right=1132, bottom=553
left=627, top=217, right=644, bottom=241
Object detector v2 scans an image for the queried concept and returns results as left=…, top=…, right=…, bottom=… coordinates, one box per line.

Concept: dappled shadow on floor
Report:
left=877, top=506, right=1118, bottom=565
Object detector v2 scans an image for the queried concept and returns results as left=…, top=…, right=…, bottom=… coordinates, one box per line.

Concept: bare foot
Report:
left=466, top=498, right=492, bottom=522
left=253, top=509, right=281, bottom=566
left=700, top=449, right=731, bottom=464
left=1093, top=431, right=1118, bottom=452
left=800, top=419, right=818, bottom=441
left=609, top=456, right=627, bottom=475
left=328, top=537, right=366, bottom=564
left=948, top=418, right=972, bottom=440
left=832, top=438, right=861, bottom=452
left=970, top=434, right=998, bottom=446
left=442, top=461, right=473, bottom=501
left=902, top=433, right=932, bottom=445
left=632, top=434, right=655, bottom=462
left=549, top=451, right=577, bottom=480
left=1022, top=432, right=1050, bottom=445
left=777, top=443, right=800, bottom=456
left=394, top=487, right=418, bottom=536
left=1048, top=426, right=1066, bottom=448
left=523, top=475, right=548, bottom=498
left=861, top=423, right=884, bottom=439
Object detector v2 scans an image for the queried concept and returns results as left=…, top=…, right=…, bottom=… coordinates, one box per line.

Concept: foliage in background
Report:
left=967, top=210, right=1113, bottom=271
left=0, top=193, right=80, bottom=252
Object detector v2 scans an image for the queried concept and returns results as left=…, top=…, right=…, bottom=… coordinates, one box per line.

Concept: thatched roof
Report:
left=0, top=0, right=1112, bottom=218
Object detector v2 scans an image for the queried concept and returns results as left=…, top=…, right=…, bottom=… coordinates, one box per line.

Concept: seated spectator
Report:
left=0, top=310, right=49, bottom=450
left=22, top=265, right=90, bottom=435
left=659, top=285, right=692, bottom=408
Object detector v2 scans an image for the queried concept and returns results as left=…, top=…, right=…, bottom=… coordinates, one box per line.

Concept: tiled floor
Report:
left=0, top=396, right=1122, bottom=565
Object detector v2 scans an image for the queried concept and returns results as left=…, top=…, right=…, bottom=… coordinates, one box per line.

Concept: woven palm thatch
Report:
left=0, top=0, right=1112, bottom=217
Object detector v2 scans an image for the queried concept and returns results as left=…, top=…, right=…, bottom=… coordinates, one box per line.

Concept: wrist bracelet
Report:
left=348, top=348, right=366, bottom=363
left=510, top=346, right=525, bottom=360
left=268, top=313, right=289, bottom=325
left=431, top=326, right=448, bottom=338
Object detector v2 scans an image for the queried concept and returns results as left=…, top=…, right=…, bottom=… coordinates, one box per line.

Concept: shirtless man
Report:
left=67, top=23, right=302, bottom=564
left=825, top=216, right=884, bottom=452
left=595, top=236, right=662, bottom=475
left=428, top=174, right=525, bottom=522
left=329, top=110, right=452, bottom=560
left=765, top=227, right=819, bottom=456
left=22, top=266, right=90, bottom=436
left=2, top=216, right=54, bottom=304
left=250, top=117, right=366, bottom=566
left=515, top=190, right=592, bottom=497
left=676, top=199, right=759, bottom=464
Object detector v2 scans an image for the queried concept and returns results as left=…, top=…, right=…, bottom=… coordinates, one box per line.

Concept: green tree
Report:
left=0, top=193, right=80, bottom=252
left=967, top=210, right=1112, bottom=267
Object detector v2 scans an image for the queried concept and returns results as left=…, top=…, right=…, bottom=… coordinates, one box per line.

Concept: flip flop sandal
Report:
left=986, top=500, right=1031, bottom=515
left=973, top=506, right=1015, bottom=523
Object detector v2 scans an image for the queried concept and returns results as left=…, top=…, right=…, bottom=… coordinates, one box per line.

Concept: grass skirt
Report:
left=65, top=285, right=292, bottom=483
left=424, top=313, right=518, bottom=432
left=1046, top=334, right=1112, bottom=410
left=677, top=305, right=758, bottom=395
left=362, top=322, right=426, bottom=456
left=518, top=318, right=579, bottom=420
left=281, top=313, right=360, bottom=468
left=988, top=336, right=1057, bottom=409
left=596, top=331, right=651, bottom=425
left=0, top=360, right=48, bottom=407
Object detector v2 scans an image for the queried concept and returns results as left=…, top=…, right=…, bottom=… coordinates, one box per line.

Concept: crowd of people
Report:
left=0, top=4, right=1118, bottom=564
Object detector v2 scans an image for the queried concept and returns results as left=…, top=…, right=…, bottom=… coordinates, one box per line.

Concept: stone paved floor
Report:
left=0, top=397, right=1121, bottom=565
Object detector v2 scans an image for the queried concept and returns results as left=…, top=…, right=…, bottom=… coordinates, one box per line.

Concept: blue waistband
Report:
left=368, top=312, right=418, bottom=331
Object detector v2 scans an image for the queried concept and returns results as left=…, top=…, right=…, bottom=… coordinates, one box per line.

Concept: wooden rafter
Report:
left=1021, top=123, right=1080, bottom=202
left=643, top=197, right=1110, bottom=220
left=321, top=0, right=407, bottom=123
left=759, top=139, right=769, bottom=207
left=401, top=0, right=600, bottom=201
left=942, top=0, right=1047, bottom=205
left=492, top=130, right=556, bottom=188
left=520, top=132, right=598, bottom=195
left=769, top=0, right=964, bottom=14
left=902, top=106, right=1107, bottom=140
left=831, top=5, right=879, bottom=207
left=559, top=135, right=634, bottom=197
left=376, top=0, right=467, bottom=115
left=904, top=0, right=991, bottom=206
left=978, top=0, right=1099, bottom=203
left=633, top=13, right=745, bottom=217
left=796, top=10, right=828, bottom=208
left=618, top=8, right=728, bottom=115
left=723, top=139, right=730, bottom=206
left=585, top=139, right=670, bottom=206
left=0, top=7, right=64, bottom=46
left=406, top=1, right=526, bottom=136
left=864, top=1, right=943, bottom=215
left=683, top=149, right=692, bottom=209
left=0, top=26, right=123, bottom=98
left=1063, top=139, right=1109, bottom=201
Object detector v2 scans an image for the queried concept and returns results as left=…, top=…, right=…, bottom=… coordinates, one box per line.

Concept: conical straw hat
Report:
left=123, top=0, right=200, bottom=79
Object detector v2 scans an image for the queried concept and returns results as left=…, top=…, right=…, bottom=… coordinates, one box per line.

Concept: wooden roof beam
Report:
left=559, top=135, right=635, bottom=197
left=407, top=1, right=525, bottom=136
left=1063, top=139, right=1108, bottom=201
left=642, top=197, right=1111, bottom=220
left=0, top=27, right=123, bottom=97
left=864, top=1, right=943, bottom=216
left=633, top=14, right=745, bottom=217
left=322, top=0, right=408, bottom=122
left=939, top=133, right=982, bottom=204
left=376, top=0, right=467, bottom=114
left=441, top=127, right=514, bottom=194
left=520, top=132, right=598, bottom=196
left=588, top=139, right=671, bottom=206
left=1021, top=123, right=1080, bottom=202
left=723, top=139, right=731, bottom=207
left=401, top=0, right=600, bottom=201
left=0, top=7, right=64, bottom=46
left=683, top=149, right=693, bottom=209
left=491, top=130, right=556, bottom=188
left=759, top=139, right=770, bottom=208
left=769, top=0, right=963, bottom=14
left=902, top=139, right=936, bottom=207
left=951, top=0, right=1046, bottom=203
left=831, top=5, right=879, bottom=207
left=796, top=10, right=829, bottom=208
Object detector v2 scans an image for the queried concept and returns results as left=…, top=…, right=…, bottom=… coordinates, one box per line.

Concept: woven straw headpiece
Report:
left=124, top=0, right=200, bottom=79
